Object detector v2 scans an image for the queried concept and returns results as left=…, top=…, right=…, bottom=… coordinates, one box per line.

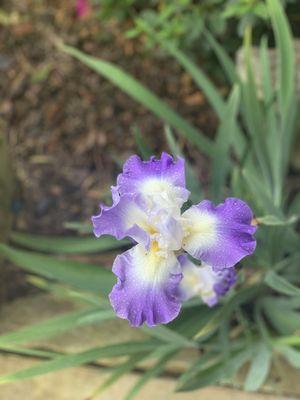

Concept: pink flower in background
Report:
left=76, top=0, right=91, bottom=19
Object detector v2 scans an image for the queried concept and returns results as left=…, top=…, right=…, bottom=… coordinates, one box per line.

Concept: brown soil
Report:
left=0, top=0, right=219, bottom=302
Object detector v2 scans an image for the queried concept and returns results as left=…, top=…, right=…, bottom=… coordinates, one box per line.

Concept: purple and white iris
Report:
left=178, top=255, right=237, bottom=307
left=92, top=153, right=257, bottom=327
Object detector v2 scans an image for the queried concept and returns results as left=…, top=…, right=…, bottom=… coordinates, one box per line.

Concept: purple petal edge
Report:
left=116, top=152, right=186, bottom=195
left=109, top=247, right=183, bottom=327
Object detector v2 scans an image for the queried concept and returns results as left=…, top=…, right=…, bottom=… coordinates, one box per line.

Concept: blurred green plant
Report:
left=93, top=0, right=297, bottom=53
left=126, top=0, right=268, bottom=50
left=0, top=135, right=15, bottom=242
left=0, top=0, right=299, bottom=398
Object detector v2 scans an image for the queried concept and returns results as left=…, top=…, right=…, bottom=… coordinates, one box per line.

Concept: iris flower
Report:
left=92, top=153, right=257, bottom=327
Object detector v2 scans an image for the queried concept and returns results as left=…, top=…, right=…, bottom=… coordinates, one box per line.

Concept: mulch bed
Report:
left=0, top=0, right=220, bottom=302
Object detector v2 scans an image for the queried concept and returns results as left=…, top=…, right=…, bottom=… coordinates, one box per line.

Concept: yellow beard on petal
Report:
left=146, top=241, right=168, bottom=282
left=133, top=244, right=171, bottom=285
left=150, top=240, right=160, bottom=254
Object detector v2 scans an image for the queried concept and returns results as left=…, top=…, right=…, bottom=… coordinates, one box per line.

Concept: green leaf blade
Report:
left=0, top=243, right=115, bottom=295
left=244, top=342, right=271, bottom=391
left=125, top=348, right=177, bottom=400
left=211, top=85, right=240, bottom=201
left=0, top=308, right=115, bottom=346
left=0, top=341, right=159, bottom=384
left=60, top=44, right=214, bottom=157
left=265, top=271, right=300, bottom=297
left=10, top=231, right=127, bottom=254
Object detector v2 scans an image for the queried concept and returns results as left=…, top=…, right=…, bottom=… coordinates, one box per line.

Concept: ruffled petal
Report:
left=109, top=245, right=183, bottom=327
left=178, top=255, right=237, bottom=306
left=116, top=152, right=190, bottom=211
left=91, top=193, right=150, bottom=246
left=182, top=198, right=257, bottom=270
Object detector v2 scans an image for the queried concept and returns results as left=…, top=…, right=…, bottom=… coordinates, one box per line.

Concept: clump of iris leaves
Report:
left=0, top=0, right=299, bottom=398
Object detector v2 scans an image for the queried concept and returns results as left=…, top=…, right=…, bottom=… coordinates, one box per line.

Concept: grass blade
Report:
left=267, top=0, right=296, bottom=196
left=241, top=168, right=282, bottom=216
left=257, top=214, right=298, bottom=226
left=262, top=297, right=300, bottom=335
left=177, top=346, right=253, bottom=392
left=176, top=352, right=221, bottom=389
left=265, top=271, right=300, bottom=297
left=259, top=37, right=280, bottom=200
left=203, top=29, right=239, bottom=85
left=267, top=0, right=295, bottom=116
left=0, top=341, right=159, bottom=384
left=0, top=345, right=60, bottom=359
left=125, top=348, right=177, bottom=400
left=0, top=243, right=115, bottom=295
left=163, top=43, right=246, bottom=158
left=141, top=325, right=197, bottom=348
left=163, top=42, right=224, bottom=116
left=211, top=85, right=240, bottom=201
left=88, top=353, right=148, bottom=398
left=60, top=44, right=214, bottom=157
left=0, top=309, right=115, bottom=346
left=277, top=345, right=300, bottom=369
left=244, top=342, right=271, bottom=391
left=10, top=231, right=127, bottom=254
left=64, top=222, right=92, bottom=234
left=241, top=27, right=272, bottom=193
left=194, top=286, right=261, bottom=340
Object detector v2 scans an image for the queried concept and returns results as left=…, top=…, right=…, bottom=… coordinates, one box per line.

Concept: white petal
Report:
left=182, top=206, right=218, bottom=255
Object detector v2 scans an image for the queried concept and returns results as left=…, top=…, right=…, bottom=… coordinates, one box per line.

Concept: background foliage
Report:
left=0, top=0, right=299, bottom=398
left=94, top=0, right=299, bottom=53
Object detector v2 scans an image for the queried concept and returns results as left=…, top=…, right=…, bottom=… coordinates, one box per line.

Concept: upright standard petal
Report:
left=182, top=198, right=257, bottom=270
left=155, top=211, right=184, bottom=252
left=109, top=245, right=182, bottom=327
left=91, top=193, right=150, bottom=246
left=116, top=153, right=190, bottom=211
left=178, top=255, right=237, bottom=306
